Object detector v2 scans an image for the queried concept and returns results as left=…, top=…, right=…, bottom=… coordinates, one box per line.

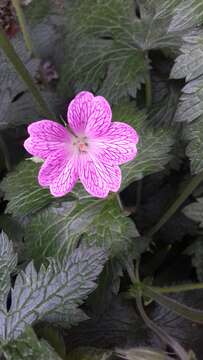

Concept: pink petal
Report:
left=67, top=91, right=94, bottom=135
left=67, top=92, right=112, bottom=137
left=84, top=96, right=112, bottom=138
left=78, top=153, right=121, bottom=198
left=50, top=155, right=78, bottom=197
left=91, top=122, right=139, bottom=165
left=38, top=149, right=70, bottom=187
left=24, top=120, right=71, bottom=160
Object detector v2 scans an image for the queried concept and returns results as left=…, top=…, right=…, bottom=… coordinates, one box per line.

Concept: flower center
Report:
left=73, top=136, right=88, bottom=152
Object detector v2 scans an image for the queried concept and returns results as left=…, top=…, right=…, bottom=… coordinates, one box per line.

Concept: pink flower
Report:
left=24, top=91, right=139, bottom=198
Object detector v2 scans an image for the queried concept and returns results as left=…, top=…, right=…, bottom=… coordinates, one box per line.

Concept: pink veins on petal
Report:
left=24, top=91, right=139, bottom=198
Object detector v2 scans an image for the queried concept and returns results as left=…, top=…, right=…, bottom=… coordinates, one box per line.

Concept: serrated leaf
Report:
left=2, top=246, right=106, bottom=340
left=3, top=327, right=62, bottom=359
left=183, top=116, right=203, bottom=174
left=169, top=0, right=203, bottom=32
left=0, top=232, right=17, bottom=308
left=173, top=76, right=203, bottom=122
left=112, top=103, right=174, bottom=189
left=0, top=160, right=54, bottom=217
left=171, top=30, right=203, bottom=81
left=24, top=196, right=138, bottom=265
left=61, top=0, right=186, bottom=102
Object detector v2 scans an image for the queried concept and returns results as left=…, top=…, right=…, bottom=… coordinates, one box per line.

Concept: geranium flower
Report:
left=24, top=91, right=139, bottom=198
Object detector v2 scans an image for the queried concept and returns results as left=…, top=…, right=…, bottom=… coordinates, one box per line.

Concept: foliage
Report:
left=1, top=0, right=203, bottom=358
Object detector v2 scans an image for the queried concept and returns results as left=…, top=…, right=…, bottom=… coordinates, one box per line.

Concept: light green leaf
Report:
left=24, top=196, right=138, bottom=264
left=169, top=0, right=203, bottom=32
left=183, top=116, right=203, bottom=174
left=173, top=76, right=203, bottom=122
left=112, top=103, right=174, bottom=189
left=2, top=246, right=106, bottom=340
left=171, top=31, right=203, bottom=81
left=0, top=160, right=54, bottom=217
left=0, top=232, right=17, bottom=308
left=3, top=327, right=62, bottom=359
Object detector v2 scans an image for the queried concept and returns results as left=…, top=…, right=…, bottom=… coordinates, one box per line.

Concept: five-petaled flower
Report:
left=24, top=91, right=139, bottom=198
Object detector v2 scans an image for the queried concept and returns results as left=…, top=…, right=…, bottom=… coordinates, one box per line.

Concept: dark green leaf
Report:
left=3, top=327, right=62, bottom=359
left=66, top=347, right=112, bottom=360
left=112, top=103, right=174, bottom=189
left=183, top=116, right=203, bottom=174
left=0, top=160, right=54, bottom=217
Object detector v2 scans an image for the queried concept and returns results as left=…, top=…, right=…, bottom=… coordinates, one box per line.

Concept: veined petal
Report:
left=84, top=96, right=112, bottom=137
left=78, top=153, right=121, bottom=198
left=50, top=154, right=78, bottom=197
left=91, top=122, right=139, bottom=165
left=24, top=120, right=71, bottom=159
left=67, top=92, right=112, bottom=137
left=38, top=149, right=70, bottom=187
left=67, top=91, right=94, bottom=134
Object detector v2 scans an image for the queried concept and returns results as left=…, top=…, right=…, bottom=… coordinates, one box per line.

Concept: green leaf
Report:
left=0, top=232, right=17, bottom=308
left=24, top=196, right=138, bottom=265
left=148, top=76, right=181, bottom=127
left=183, top=197, right=203, bottom=226
left=61, top=0, right=187, bottom=102
left=171, top=31, right=203, bottom=81
left=186, top=238, right=203, bottom=281
left=168, top=0, right=203, bottom=32
left=183, top=116, right=203, bottom=174
left=0, top=160, right=54, bottom=217
left=173, top=76, right=203, bottom=122
left=1, top=246, right=107, bottom=340
left=112, top=103, right=174, bottom=189
left=24, top=0, right=51, bottom=24
left=3, top=327, right=62, bottom=359
left=116, top=347, right=172, bottom=360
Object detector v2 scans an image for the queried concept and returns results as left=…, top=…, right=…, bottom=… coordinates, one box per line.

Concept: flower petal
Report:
left=67, top=92, right=112, bottom=137
left=91, top=122, right=139, bottom=165
left=78, top=153, right=121, bottom=198
left=24, top=120, right=71, bottom=159
left=84, top=96, right=112, bottom=137
left=50, top=155, right=78, bottom=197
left=38, top=149, right=69, bottom=187
left=67, top=91, right=94, bottom=134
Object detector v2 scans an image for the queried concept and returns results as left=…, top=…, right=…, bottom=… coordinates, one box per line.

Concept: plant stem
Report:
left=151, top=283, right=203, bottom=294
left=0, top=26, right=54, bottom=119
left=133, top=262, right=189, bottom=360
left=11, top=0, right=34, bottom=55
left=146, top=171, right=203, bottom=238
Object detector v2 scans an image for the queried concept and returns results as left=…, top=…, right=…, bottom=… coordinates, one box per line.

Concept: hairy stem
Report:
left=0, top=26, right=54, bottom=119
left=11, top=0, right=34, bottom=55
left=146, top=171, right=203, bottom=237
left=151, top=282, right=203, bottom=294
left=131, top=262, right=189, bottom=360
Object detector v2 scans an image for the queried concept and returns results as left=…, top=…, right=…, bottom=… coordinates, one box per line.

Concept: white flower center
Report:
left=73, top=136, right=88, bottom=152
